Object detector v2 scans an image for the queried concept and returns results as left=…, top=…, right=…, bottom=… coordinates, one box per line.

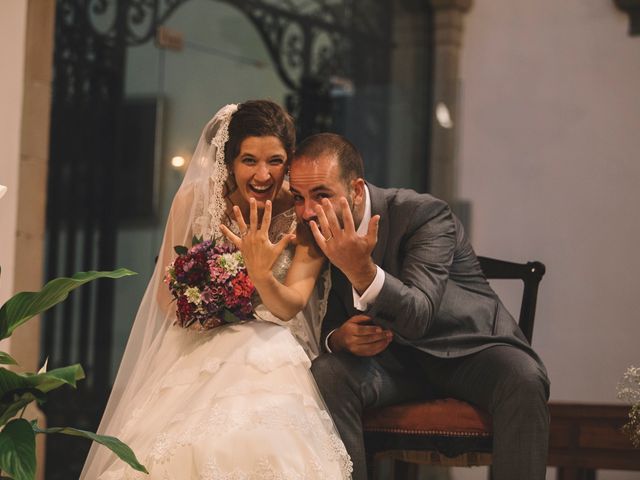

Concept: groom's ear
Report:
left=351, top=178, right=366, bottom=207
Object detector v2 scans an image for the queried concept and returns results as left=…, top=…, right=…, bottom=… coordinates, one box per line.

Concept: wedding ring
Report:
left=324, top=234, right=333, bottom=242
left=240, top=230, right=248, bottom=238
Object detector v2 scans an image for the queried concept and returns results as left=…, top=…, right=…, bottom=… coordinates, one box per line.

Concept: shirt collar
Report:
left=356, top=185, right=371, bottom=236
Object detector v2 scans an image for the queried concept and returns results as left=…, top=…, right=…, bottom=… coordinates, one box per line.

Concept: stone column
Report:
left=11, top=1, right=56, bottom=479
left=427, top=0, right=472, bottom=205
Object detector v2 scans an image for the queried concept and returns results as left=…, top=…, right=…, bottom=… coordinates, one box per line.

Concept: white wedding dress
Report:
left=96, top=210, right=352, bottom=479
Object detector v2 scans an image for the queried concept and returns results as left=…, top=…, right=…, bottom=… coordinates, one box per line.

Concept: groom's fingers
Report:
left=352, top=338, right=393, bottom=356
left=321, top=198, right=342, bottom=236
left=313, top=204, right=333, bottom=240
left=339, top=197, right=356, bottom=233
left=309, top=220, right=330, bottom=251
left=366, top=214, right=380, bottom=247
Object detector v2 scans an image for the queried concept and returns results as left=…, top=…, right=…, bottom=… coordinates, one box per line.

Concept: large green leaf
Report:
left=0, top=389, right=43, bottom=427
left=22, top=364, right=84, bottom=393
left=32, top=424, right=148, bottom=474
left=0, top=352, right=17, bottom=366
left=0, top=365, right=84, bottom=426
left=0, top=418, right=36, bottom=480
left=0, top=269, right=136, bottom=340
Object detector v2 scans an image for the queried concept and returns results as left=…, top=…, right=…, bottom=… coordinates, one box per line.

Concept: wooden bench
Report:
left=548, top=401, right=640, bottom=479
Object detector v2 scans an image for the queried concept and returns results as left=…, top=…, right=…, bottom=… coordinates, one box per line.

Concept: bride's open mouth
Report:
left=248, top=183, right=274, bottom=197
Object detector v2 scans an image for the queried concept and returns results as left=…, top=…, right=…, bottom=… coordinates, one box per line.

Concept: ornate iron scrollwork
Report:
left=81, top=0, right=390, bottom=93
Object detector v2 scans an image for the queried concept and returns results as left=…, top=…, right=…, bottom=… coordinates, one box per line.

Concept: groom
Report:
left=288, top=133, right=550, bottom=480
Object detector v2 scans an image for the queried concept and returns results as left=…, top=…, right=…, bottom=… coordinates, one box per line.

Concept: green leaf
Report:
left=192, top=235, right=203, bottom=246
left=32, top=424, right=148, bottom=474
left=23, top=364, right=85, bottom=393
left=0, top=365, right=84, bottom=425
left=223, top=309, right=241, bottom=323
left=0, top=388, right=45, bottom=425
left=0, top=418, right=36, bottom=480
left=174, top=245, right=188, bottom=256
left=0, top=351, right=17, bottom=366
left=0, top=269, right=137, bottom=340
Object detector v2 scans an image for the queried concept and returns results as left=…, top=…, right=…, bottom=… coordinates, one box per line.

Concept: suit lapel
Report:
left=330, top=265, right=358, bottom=316
left=367, top=183, right=388, bottom=266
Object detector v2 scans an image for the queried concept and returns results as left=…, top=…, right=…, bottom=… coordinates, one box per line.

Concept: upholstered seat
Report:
left=363, top=256, right=545, bottom=478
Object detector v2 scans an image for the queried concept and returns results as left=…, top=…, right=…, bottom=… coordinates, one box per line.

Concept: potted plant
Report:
left=618, top=365, right=640, bottom=447
left=0, top=266, right=148, bottom=479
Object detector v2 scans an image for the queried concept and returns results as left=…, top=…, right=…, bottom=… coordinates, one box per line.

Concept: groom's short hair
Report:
left=294, top=133, right=364, bottom=183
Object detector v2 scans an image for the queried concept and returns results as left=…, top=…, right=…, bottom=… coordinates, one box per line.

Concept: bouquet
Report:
left=617, top=365, right=640, bottom=447
left=165, top=238, right=255, bottom=330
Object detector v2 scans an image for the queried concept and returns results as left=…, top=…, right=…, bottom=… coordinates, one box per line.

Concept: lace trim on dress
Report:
left=245, top=342, right=311, bottom=372
left=109, top=399, right=353, bottom=479
left=142, top=402, right=353, bottom=479
left=201, top=456, right=326, bottom=480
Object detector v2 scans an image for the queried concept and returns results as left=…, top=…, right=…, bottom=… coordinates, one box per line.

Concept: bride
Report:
left=81, top=100, right=353, bottom=479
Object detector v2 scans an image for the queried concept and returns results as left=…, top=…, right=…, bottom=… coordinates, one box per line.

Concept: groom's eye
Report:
left=292, top=194, right=303, bottom=203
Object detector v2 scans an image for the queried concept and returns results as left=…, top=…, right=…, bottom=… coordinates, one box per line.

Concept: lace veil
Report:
left=80, top=103, right=329, bottom=477
left=80, top=105, right=240, bottom=477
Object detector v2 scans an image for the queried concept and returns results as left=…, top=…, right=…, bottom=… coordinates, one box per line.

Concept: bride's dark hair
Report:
left=222, top=99, right=296, bottom=167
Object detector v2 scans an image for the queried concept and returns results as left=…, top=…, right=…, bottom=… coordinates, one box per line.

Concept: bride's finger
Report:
left=273, top=232, right=294, bottom=256
left=249, top=198, right=258, bottom=232
left=219, top=224, right=241, bottom=249
left=232, top=205, right=248, bottom=234
left=260, top=200, right=272, bottom=234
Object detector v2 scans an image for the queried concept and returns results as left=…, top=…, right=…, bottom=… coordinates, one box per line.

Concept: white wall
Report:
left=0, top=0, right=27, bottom=352
left=457, top=1, right=640, bottom=478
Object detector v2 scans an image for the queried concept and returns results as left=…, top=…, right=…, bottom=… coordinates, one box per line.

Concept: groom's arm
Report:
left=311, top=195, right=457, bottom=344
left=361, top=199, right=456, bottom=340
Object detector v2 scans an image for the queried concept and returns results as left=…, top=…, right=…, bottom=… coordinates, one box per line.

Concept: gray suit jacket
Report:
left=324, top=183, right=543, bottom=364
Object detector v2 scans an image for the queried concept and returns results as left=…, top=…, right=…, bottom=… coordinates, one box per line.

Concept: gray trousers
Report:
left=311, top=344, right=550, bottom=480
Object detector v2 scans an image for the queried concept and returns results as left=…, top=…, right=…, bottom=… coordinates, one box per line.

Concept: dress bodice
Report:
left=221, top=207, right=329, bottom=360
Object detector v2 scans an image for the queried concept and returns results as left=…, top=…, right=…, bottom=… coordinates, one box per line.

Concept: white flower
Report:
left=185, top=287, right=203, bottom=305
left=618, top=366, right=640, bottom=403
left=0, top=185, right=7, bottom=199
left=218, top=252, right=244, bottom=275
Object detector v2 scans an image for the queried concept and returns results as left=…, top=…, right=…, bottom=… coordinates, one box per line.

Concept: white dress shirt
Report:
left=325, top=185, right=385, bottom=352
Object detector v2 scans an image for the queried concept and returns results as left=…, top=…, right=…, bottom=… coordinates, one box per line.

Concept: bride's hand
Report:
left=220, top=198, right=295, bottom=283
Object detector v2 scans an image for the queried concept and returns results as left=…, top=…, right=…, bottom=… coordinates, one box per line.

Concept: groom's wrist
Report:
left=345, top=260, right=377, bottom=295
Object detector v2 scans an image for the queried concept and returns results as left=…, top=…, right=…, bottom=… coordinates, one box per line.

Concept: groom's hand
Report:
left=310, top=197, right=379, bottom=294
left=329, top=315, right=393, bottom=356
